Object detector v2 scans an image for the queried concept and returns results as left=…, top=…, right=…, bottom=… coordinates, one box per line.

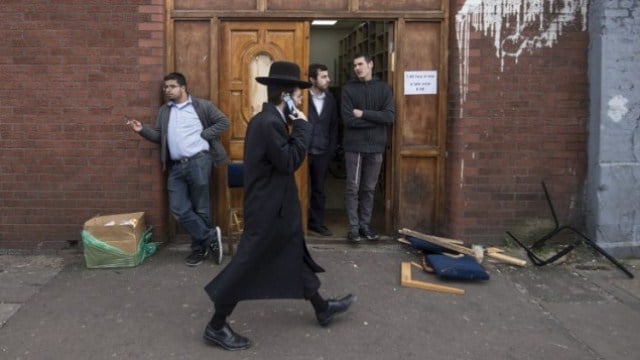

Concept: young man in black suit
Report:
left=307, top=63, right=339, bottom=237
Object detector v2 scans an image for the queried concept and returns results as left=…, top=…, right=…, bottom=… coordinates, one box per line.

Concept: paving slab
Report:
left=0, top=255, right=65, bottom=328
left=0, top=244, right=637, bottom=360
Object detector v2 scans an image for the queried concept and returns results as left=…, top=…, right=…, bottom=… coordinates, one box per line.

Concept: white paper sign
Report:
left=404, top=71, right=437, bottom=95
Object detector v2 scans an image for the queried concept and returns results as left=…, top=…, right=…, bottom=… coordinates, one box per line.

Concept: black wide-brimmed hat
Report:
left=255, top=61, right=311, bottom=89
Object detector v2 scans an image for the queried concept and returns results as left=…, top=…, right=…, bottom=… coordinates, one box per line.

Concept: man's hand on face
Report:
left=288, top=108, right=308, bottom=122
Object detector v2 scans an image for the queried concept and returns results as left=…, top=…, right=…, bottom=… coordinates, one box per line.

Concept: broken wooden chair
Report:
left=399, top=228, right=526, bottom=266
left=398, top=229, right=490, bottom=284
left=400, top=262, right=465, bottom=295
left=506, top=181, right=634, bottom=278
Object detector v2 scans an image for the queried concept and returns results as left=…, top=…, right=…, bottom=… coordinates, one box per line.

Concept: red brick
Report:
left=138, top=5, right=163, bottom=14
left=1, top=1, right=590, bottom=248
left=139, top=22, right=163, bottom=31
left=0, top=0, right=167, bottom=247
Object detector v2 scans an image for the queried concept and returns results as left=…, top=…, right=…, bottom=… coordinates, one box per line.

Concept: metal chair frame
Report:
left=506, top=182, right=633, bottom=278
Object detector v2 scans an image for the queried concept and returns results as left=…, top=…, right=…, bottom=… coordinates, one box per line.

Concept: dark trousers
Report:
left=167, top=152, right=213, bottom=252
left=215, top=262, right=320, bottom=317
left=308, top=152, right=332, bottom=228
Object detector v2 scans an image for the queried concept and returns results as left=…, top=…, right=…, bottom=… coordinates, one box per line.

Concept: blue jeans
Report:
left=167, top=152, right=213, bottom=252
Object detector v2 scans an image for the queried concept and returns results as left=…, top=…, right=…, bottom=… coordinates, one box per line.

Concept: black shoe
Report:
left=209, top=226, right=223, bottom=265
left=309, top=224, right=332, bottom=237
left=359, top=226, right=379, bottom=241
left=203, top=323, right=251, bottom=351
left=316, top=294, right=357, bottom=327
left=185, top=248, right=207, bottom=267
left=347, top=229, right=361, bottom=243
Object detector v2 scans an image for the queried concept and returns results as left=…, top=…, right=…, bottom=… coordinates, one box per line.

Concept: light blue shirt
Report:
left=167, top=96, right=210, bottom=160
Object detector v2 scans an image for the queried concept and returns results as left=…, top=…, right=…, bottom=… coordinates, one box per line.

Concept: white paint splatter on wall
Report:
left=456, top=0, right=588, bottom=108
left=607, top=95, right=629, bottom=123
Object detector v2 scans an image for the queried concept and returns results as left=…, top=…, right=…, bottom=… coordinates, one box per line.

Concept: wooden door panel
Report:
left=402, top=21, right=441, bottom=148
left=403, top=95, right=439, bottom=147
left=359, top=0, right=441, bottom=11
left=219, top=21, right=309, bottom=235
left=395, top=20, right=446, bottom=234
left=170, top=20, right=215, bottom=238
left=174, top=21, right=211, bottom=99
left=398, top=157, right=438, bottom=232
left=226, top=92, right=245, bottom=159
left=221, top=22, right=307, bottom=160
left=222, top=28, right=257, bottom=162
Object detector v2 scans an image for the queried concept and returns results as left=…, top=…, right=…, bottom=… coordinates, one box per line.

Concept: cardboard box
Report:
left=83, top=212, right=146, bottom=255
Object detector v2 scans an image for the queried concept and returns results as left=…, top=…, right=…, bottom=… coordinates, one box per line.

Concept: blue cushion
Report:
left=406, top=235, right=457, bottom=255
left=227, top=163, right=244, bottom=188
left=425, top=254, right=490, bottom=281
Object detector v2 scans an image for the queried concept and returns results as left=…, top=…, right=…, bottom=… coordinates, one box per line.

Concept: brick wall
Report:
left=0, top=0, right=594, bottom=249
left=446, top=0, right=590, bottom=244
left=0, top=0, right=166, bottom=248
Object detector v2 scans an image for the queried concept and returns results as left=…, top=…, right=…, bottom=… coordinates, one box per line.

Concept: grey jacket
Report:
left=139, top=97, right=230, bottom=171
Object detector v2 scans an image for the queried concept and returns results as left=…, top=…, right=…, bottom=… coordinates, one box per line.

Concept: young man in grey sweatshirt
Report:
left=340, top=54, right=395, bottom=243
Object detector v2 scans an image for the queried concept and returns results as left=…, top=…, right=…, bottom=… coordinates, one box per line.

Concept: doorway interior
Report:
left=308, top=20, right=393, bottom=240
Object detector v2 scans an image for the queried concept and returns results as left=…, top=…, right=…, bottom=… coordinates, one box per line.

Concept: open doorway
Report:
left=308, top=20, right=394, bottom=240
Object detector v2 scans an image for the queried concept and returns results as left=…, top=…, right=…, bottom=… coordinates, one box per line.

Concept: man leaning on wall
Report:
left=127, top=72, right=230, bottom=267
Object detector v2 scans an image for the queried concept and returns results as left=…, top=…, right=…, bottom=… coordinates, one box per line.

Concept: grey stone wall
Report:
left=587, top=0, right=640, bottom=257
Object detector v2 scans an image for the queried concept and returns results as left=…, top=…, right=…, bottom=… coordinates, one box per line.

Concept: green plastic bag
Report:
left=82, top=227, right=157, bottom=268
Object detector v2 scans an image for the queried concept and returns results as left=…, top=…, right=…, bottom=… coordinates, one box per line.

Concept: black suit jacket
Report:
left=308, top=91, right=339, bottom=156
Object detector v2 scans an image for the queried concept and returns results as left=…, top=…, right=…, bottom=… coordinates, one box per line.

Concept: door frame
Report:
left=164, top=8, right=449, bottom=240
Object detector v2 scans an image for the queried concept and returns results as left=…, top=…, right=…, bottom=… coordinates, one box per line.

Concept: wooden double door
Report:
left=218, top=21, right=310, bottom=232
left=170, top=19, right=447, bottom=238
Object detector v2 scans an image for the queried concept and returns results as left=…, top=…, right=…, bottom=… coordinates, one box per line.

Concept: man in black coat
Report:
left=203, top=61, right=356, bottom=351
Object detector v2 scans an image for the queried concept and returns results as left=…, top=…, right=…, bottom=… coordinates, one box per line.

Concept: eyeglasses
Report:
left=163, top=84, right=181, bottom=90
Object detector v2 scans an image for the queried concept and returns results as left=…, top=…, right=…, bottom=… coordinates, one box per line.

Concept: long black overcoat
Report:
left=205, top=103, right=324, bottom=303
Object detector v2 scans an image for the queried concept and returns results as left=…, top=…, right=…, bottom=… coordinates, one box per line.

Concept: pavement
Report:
left=1, top=241, right=640, bottom=360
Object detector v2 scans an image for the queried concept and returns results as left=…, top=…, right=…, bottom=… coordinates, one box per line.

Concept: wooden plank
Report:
left=268, top=0, right=348, bottom=11
left=174, top=0, right=256, bottom=11
left=359, top=0, right=441, bottom=11
left=401, top=262, right=464, bottom=295
left=486, top=252, right=527, bottom=267
left=400, top=234, right=464, bottom=246
left=480, top=245, right=527, bottom=266
left=399, top=228, right=477, bottom=258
